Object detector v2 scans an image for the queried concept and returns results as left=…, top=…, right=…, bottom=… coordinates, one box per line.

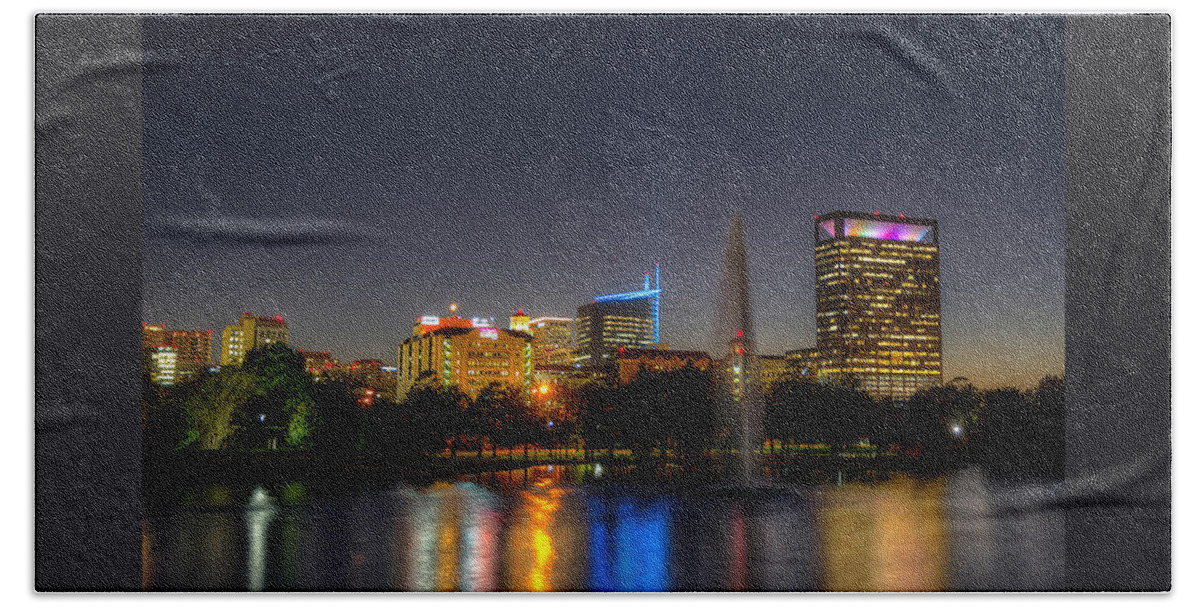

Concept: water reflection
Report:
left=819, top=478, right=948, bottom=591
left=243, top=486, right=276, bottom=591
left=587, top=496, right=670, bottom=591
left=457, top=484, right=500, bottom=591
left=143, top=465, right=1065, bottom=591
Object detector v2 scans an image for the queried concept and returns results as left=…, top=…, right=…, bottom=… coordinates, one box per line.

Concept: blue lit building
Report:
left=574, top=264, right=662, bottom=368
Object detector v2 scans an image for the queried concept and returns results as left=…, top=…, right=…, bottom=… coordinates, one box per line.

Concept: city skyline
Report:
left=141, top=15, right=1065, bottom=390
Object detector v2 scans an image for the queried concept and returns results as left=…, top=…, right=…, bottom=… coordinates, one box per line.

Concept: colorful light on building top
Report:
left=844, top=218, right=933, bottom=242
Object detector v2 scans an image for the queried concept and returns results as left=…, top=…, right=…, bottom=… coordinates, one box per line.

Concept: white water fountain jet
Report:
left=715, top=215, right=765, bottom=484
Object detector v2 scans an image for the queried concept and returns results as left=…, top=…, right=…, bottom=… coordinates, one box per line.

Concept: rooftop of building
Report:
left=408, top=325, right=532, bottom=340
left=815, top=210, right=937, bottom=226
left=239, top=313, right=288, bottom=325
left=785, top=348, right=822, bottom=357
left=528, top=316, right=574, bottom=323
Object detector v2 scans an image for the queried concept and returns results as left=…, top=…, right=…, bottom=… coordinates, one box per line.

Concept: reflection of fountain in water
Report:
left=243, top=485, right=277, bottom=591
left=715, top=215, right=764, bottom=484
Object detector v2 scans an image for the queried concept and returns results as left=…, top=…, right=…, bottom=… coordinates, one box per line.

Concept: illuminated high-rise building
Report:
left=574, top=264, right=661, bottom=368
left=142, top=323, right=212, bottom=380
left=398, top=315, right=533, bottom=399
left=814, top=211, right=943, bottom=400
left=220, top=313, right=289, bottom=366
left=527, top=316, right=575, bottom=366
left=146, top=345, right=178, bottom=386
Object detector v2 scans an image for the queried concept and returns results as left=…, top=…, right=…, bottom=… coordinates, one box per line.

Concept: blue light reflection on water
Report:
left=586, top=497, right=613, bottom=591
left=587, top=496, right=670, bottom=591
left=619, top=499, right=670, bottom=591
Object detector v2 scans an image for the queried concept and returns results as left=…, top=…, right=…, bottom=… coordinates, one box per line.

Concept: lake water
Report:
left=142, top=464, right=1064, bottom=591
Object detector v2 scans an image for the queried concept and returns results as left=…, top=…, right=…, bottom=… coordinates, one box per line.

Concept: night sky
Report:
left=141, top=15, right=1065, bottom=390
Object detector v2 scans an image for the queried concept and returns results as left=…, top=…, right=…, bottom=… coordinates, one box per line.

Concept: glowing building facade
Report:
left=527, top=316, right=576, bottom=366
left=146, top=345, right=178, bottom=386
left=574, top=264, right=661, bottom=368
left=509, top=309, right=531, bottom=332
left=785, top=347, right=831, bottom=380
left=220, top=313, right=289, bottom=366
left=398, top=317, right=533, bottom=400
left=142, top=323, right=213, bottom=380
left=814, top=211, right=943, bottom=400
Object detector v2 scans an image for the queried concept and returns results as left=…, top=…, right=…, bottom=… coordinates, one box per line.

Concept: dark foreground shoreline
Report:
left=142, top=449, right=952, bottom=504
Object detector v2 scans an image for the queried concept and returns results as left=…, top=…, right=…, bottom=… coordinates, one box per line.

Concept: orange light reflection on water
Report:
left=527, top=479, right=563, bottom=591
left=503, top=477, right=566, bottom=592
left=819, top=476, right=949, bottom=591
left=435, top=491, right=459, bottom=592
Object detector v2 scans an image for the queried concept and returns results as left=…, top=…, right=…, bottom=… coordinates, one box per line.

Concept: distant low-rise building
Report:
left=343, top=358, right=397, bottom=401
left=785, top=347, right=832, bottom=381
left=614, top=346, right=712, bottom=385
left=532, top=364, right=605, bottom=392
left=758, top=355, right=791, bottom=395
left=299, top=349, right=340, bottom=380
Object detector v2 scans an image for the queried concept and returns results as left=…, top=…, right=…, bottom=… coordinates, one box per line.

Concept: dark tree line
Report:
left=968, top=376, right=1065, bottom=479
left=144, top=344, right=1064, bottom=479
left=143, top=344, right=556, bottom=465
left=576, top=365, right=719, bottom=462
left=763, top=374, right=1064, bottom=479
